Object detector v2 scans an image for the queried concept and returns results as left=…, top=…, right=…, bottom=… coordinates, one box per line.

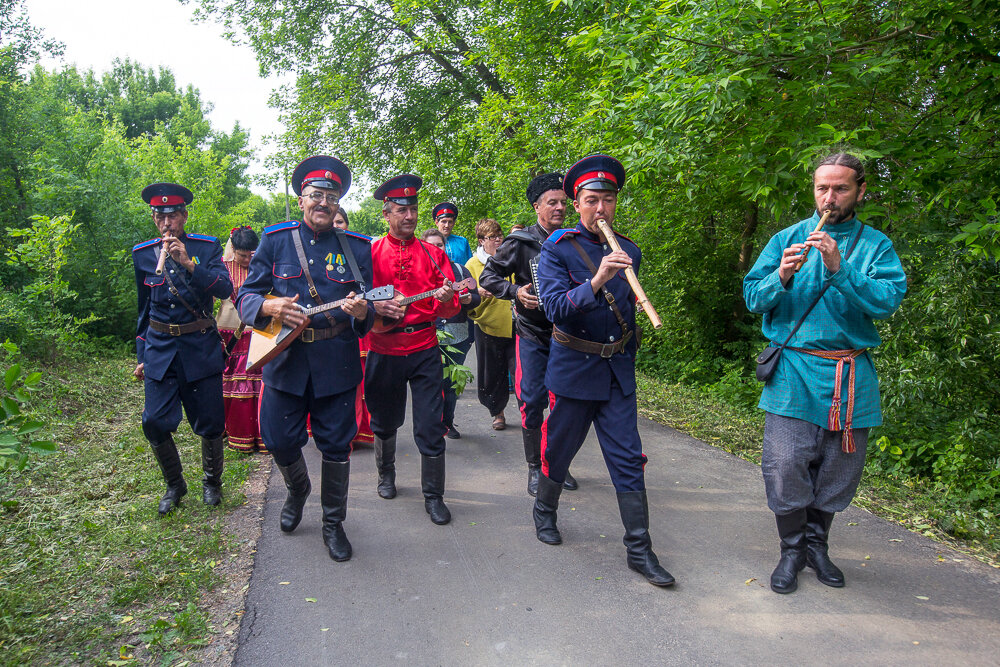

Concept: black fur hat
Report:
left=526, top=172, right=564, bottom=205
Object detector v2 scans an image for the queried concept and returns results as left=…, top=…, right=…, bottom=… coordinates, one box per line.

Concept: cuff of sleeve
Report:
left=567, top=280, right=599, bottom=311
left=825, top=262, right=851, bottom=286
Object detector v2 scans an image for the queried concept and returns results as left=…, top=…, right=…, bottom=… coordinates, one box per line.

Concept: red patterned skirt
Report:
left=221, top=329, right=265, bottom=452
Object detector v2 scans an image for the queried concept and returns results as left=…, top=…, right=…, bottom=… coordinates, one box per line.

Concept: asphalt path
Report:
left=236, top=369, right=1000, bottom=665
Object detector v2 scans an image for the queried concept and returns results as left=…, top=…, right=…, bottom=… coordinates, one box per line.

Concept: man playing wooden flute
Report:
left=533, top=154, right=675, bottom=587
left=132, top=183, right=232, bottom=515
left=743, top=153, right=907, bottom=594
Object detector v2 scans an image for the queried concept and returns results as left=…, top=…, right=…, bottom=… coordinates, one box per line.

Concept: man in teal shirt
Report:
left=743, top=153, right=906, bottom=594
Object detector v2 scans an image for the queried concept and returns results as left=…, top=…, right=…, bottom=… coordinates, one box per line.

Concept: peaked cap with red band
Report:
left=373, top=174, right=423, bottom=206
left=142, top=182, right=194, bottom=213
left=432, top=202, right=458, bottom=219
left=563, top=154, right=626, bottom=199
left=292, top=155, right=352, bottom=196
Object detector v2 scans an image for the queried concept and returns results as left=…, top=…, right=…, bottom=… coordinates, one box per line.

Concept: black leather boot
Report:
left=771, top=509, right=809, bottom=594
left=533, top=474, right=563, bottom=545
left=276, top=455, right=312, bottom=533
left=201, top=434, right=225, bottom=506
left=805, top=508, right=845, bottom=587
left=421, top=454, right=451, bottom=525
left=150, top=436, right=187, bottom=516
left=617, top=491, right=675, bottom=587
left=522, top=428, right=542, bottom=497
left=321, top=459, right=352, bottom=562
left=374, top=434, right=397, bottom=499
left=563, top=470, right=579, bottom=491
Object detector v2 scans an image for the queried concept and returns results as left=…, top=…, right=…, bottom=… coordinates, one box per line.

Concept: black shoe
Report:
left=321, top=459, right=352, bottom=562
left=617, top=491, right=675, bottom=586
left=421, top=454, right=451, bottom=525
left=805, top=508, right=845, bottom=587
left=771, top=509, right=808, bottom=594
left=374, top=435, right=397, bottom=499
left=562, top=470, right=579, bottom=491
left=522, top=429, right=542, bottom=496
left=276, top=455, right=312, bottom=533
left=526, top=464, right=541, bottom=497
left=533, top=474, right=563, bottom=545
left=150, top=436, right=187, bottom=516
left=445, top=424, right=461, bottom=439
left=201, top=434, right=225, bottom=506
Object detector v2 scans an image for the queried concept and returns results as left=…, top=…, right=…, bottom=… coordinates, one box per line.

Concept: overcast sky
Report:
left=23, top=0, right=287, bottom=194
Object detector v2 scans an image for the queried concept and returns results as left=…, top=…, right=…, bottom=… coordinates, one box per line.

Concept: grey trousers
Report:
left=761, top=412, right=869, bottom=515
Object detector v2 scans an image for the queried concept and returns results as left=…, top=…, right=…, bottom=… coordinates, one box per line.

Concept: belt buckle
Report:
left=301, top=328, right=315, bottom=343
left=600, top=342, right=614, bottom=358
left=402, top=326, right=415, bottom=334
left=169, top=323, right=182, bottom=336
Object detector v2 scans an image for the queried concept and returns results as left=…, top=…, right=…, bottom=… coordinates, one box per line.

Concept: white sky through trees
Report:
left=23, top=0, right=286, bottom=193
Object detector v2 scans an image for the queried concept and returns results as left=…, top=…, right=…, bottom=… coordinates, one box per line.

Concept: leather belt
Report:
left=553, top=327, right=632, bottom=359
left=386, top=321, right=433, bottom=335
left=300, top=322, right=349, bottom=343
left=149, top=318, right=215, bottom=336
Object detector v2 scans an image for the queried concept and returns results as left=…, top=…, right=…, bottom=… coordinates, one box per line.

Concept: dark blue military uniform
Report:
left=236, top=220, right=374, bottom=466
left=536, top=223, right=644, bottom=492
left=133, top=233, right=232, bottom=443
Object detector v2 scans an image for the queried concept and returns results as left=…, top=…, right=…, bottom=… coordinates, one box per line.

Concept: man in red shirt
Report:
left=366, top=174, right=461, bottom=525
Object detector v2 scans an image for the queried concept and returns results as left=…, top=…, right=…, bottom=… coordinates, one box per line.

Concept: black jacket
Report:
left=479, top=223, right=554, bottom=344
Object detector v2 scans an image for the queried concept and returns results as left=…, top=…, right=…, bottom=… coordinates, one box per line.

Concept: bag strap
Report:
left=290, top=226, right=338, bottom=327
left=568, top=237, right=630, bottom=339
left=775, top=223, right=866, bottom=351
left=161, top=256, right=210, bottom=320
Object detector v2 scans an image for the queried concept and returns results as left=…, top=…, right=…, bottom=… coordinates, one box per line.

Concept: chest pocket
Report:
left=144, top=275, right=165, bottom=288
left=273, top=264, right=302, bottom=280
left=325, top=267, right=357, bottom=284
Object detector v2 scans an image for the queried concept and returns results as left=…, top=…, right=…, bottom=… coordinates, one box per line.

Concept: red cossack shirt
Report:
left=368, top=233, right=460, bottom=355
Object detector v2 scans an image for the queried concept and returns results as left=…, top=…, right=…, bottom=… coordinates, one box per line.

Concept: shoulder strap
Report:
left=290, top=226, right=338, bottom=326
left=417, top=239, right=451, bottom=284
left=161, top=256, right=209, bottom=320
left=568, top=237, right=630, bottom=338
left=776, top=223, right=866, bottom=350
left=334, top=229, right=366, bottom=293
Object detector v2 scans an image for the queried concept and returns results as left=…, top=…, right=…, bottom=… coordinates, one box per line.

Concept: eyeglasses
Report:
left=482, top=235, right=503, bottom=241
left=306, top=192, right=341, bottom=205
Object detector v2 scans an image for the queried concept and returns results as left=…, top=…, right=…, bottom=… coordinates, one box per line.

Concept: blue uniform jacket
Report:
left=236, top=221, right=375, bottom=398
left=537, top=223, right=640, bottom=400
left=133, top=233, right=232, bottom=382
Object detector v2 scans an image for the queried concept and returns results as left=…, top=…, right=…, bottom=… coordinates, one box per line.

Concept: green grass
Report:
left=636, top=371, right=1000, bottom=568
left=0, top=346, right=255, bottom=665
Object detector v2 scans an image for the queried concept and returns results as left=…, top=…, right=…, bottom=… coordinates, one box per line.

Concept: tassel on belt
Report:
left=789, top=348, right=866, bottom=453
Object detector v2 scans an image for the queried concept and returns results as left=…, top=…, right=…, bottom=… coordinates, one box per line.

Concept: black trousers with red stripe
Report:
left=365, top=346, right=447, bottom=457
left=541, top=379, right=646, bottom=492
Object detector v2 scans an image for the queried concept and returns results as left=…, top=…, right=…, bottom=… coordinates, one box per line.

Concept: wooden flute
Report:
left=793, top=209, right=832, bottom=273
left=155, top=235, right=170, bottom=275
left=595, top=218, right=663, bottom=329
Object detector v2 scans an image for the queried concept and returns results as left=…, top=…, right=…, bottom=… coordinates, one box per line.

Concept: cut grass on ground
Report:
left=0, top=347, right=256, bottom=665
left=635, top=372, right=1000, bottom=569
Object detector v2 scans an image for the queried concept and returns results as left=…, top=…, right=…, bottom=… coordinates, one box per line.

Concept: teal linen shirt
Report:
left=743, top=212, right=907, bottom=429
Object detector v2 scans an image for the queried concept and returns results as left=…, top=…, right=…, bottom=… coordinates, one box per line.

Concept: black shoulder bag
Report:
left=755, top=224, right=865, bottom=382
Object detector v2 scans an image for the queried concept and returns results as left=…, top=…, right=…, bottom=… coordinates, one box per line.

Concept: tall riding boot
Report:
left=522, top=428, right=542, bottom=497
left=617, top=491, right=675, bottom=587
left=276, top=455, right=312, bottom=533
left=201, top=434, right=226, bottom=506
left=150, top=436, right=187, bottom=516
left=533, top=474, right=563, bottom=545
left=321, top=459, right=352, bottom=561
left=421, top=454, right=451, bottom=525
left=771, top=509, right=809, bottom=594
left=374, top=434, right=397, bottom=499
left=805, top=508, right=845, bottom=587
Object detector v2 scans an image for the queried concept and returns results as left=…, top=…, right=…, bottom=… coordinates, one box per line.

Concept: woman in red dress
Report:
left=332, top=209, right=375, bottom=447
left=219, top=226, right=265, bottom=453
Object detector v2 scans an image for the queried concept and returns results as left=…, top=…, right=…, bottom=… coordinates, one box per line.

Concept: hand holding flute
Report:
left=595, top=218, right=663, bottom=329
left=778, top=210, right=833, bottom=285
left=155, top=233, right=171, bottom=275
